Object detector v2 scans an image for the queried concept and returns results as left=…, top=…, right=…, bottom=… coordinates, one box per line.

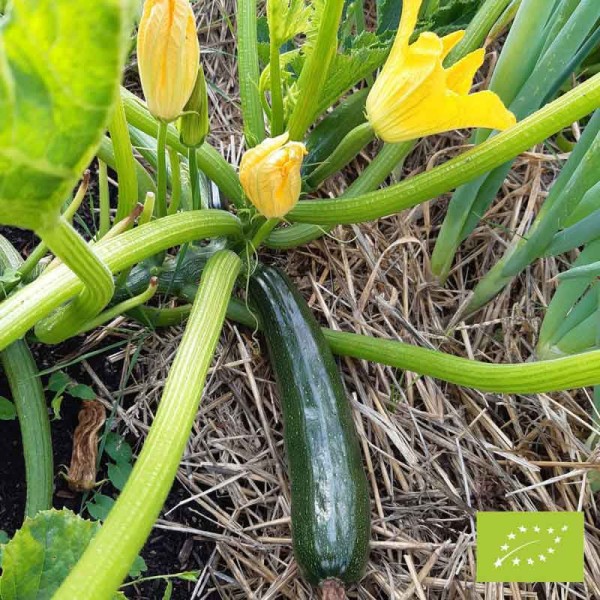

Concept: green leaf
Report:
left=0, top=396, right=17, bottom=420
left=415, top=0, right=485, bottom=37
left=162, top=580, right=173, bottom=600
left=376, top=0, right=401, bottom=34
left=86, top=493, right=115, bottom=521
left=108, top=461, right=132, bottom=491
left=267, top=0, right=311, bottom=47
left=128, top=554, right=147, bottom=578
left=46, top=371, right=71, bottom=393
left=316, top=31, right=390, bottom=117
left=68, top=383, right=96, bottom=400
left=0, top=509, right=128, bottom=600
left=0, top=0, right=134, bottom=230
left=104, top=432, right=133, bottom=465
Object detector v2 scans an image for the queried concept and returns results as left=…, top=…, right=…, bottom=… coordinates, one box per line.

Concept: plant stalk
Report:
left=54, top=250, right=241, bottom=599
left=287, top=73, right=600, bottom=226
left=109, top=94, right=138, bottom=221
left=0, top=211, right=242, bottom=353
left=155, top=120, right=168, bottom=218
left=34, top=217, right=115, bottom=345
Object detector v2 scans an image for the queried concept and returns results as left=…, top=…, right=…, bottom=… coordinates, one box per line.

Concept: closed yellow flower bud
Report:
left=366, top=0, right=516, bottom=143
left=137, top=0, right=200, bottom=122
left=239, top=133, right=307, bottom=219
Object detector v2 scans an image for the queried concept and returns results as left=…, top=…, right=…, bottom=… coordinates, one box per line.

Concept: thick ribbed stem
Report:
left=54, top=250, right=241, bottom=599
left=34, top=217, right=115, bottom=344
left=287, top=74, right=600, bottom=226
left=0, top=211, right=242, bottom=352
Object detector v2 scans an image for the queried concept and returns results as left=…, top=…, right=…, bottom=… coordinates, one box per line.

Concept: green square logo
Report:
left=476, top=512, right=584, bottom=582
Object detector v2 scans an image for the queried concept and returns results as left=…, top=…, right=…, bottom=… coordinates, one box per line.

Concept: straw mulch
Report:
left=93, top=1, right=600, bottom=597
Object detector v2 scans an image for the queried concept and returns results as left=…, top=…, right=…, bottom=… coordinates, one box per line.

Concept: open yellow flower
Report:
left=366, top=0, right=516, bottom=143
left=240, top=133, right=307, bottom=219
left=137, top=0, right=200, bottom=122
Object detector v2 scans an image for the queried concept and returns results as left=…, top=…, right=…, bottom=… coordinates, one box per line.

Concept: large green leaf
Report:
left=0, top=509, right=125, bottom=599
left=0, top=0, right=133, bottom=230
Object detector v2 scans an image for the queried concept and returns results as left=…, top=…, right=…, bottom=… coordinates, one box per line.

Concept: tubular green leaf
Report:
left=54, top=250, right=241, bottom=600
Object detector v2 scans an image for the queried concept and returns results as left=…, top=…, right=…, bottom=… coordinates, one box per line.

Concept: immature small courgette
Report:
left=249, top=265, right=370, bottom=598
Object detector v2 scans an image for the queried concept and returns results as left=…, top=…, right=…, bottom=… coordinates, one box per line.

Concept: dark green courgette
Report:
left=249, top=266, right=370, bottom=597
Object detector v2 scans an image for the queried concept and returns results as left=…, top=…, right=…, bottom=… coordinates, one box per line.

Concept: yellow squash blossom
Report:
left=240, top=133, right=307, bottom=219
left=137, top=0, right=200, bottom=122
left=366, top=0, right=516, bottom=143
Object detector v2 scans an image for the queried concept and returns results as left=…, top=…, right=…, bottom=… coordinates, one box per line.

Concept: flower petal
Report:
left=387, top=0, right=423, bottom=64
left=441, top=30, right=465, bottom=59
left=398, top=89, right=516, bottom=140
left=445, top=48, right=485, bottom=95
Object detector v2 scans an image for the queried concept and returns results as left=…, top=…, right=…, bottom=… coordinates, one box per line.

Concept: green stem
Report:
left=1, top=343, right=53, bottom=517
left=167, top=147, right=182, bottom=215
left=98, top=160, right=110, bottom=238
left=188, top=146, right=201, bottom=211
left=306, top=122, right=375, bottom=190
left=445, top=0, right=513, bottom=66
left=34, top=217, right=115, bottom=345
left=287, top=0, right=345, bottom=140
left=269, top=41, right=284, bottom=136
left=322, top=330, right=600, bottom=393
left=121, top=87, right=244, bottom=207
left=236, top=0, right=265, bottom=146
left=18, top=173, right=91, bottom=284
left=156, top=121, right=168, bottom=218
left=97, top=136, right=156, bottom=202
left=109, top=94, right=138, bottom=221
left=139, top=297, right=600, bottom=394
left=266, top=140, right=414, bottom=248
left=54, top=250, right=241, bottom=600
left=0, top=236, right=52, bottom=518
left=78, top=278, right=158, bottom=335
left=287, top=73, right=600, bottom=226
left=0, top=211, right=242, bottom=352
left=250, top=218, right=280, bottom=250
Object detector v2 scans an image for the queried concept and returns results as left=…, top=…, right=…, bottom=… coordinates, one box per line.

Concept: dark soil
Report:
left=0, top=204, right=220, bottom=599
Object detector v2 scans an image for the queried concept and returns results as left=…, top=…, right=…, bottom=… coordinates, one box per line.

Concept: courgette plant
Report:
left=1, top=0, right=600, bottom=597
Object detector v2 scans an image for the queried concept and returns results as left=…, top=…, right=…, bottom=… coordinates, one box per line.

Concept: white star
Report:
left=512, top=558, right=521, bottom=566
left=533, top=526, right=541, bottom=533
left=554, top=536, right=561, bottom=544
left=527, top=558, right=534, bottom=565
left=519, top=526, right=527, bottom=533
left=494, top=558, right=502, bottom=568
left=547, top=527, right=554, bottom=534
left=501, top=544, right=509, bottom=552
left=508, top=532, right=516, bottom=540
left=539, top=554, right=547, bottom=562
left=561, top=525, right=569, bottom=532
left=548, top=547, right=555, bottom=554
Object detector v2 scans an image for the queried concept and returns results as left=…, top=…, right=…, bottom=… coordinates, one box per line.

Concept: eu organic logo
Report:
left=476, top=512, right=584, bottom=582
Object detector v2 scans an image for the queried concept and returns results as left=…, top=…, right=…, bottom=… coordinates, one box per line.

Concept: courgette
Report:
left=249, top=266, right=370, bottom=597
